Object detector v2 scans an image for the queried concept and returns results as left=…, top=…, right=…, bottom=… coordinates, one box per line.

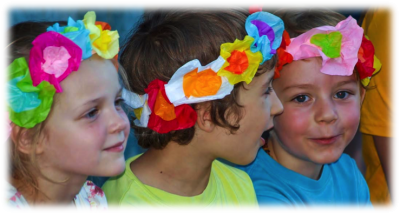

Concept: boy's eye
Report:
left=334, top=91, right=350, bottom=99
left=264, top=87, right=273, bottom=95
left=85, top=108, right=99, bottom=119
left=293, top=95, right=310, bottom=103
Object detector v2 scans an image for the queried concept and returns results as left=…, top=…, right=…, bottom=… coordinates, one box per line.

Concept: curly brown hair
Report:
left=120, top=9, right=277, bottom=150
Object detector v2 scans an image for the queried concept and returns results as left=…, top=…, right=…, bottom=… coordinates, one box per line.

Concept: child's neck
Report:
left=268, top=133, right=323, bottom=180
left=14, top=170, right=87, bottom=205
left=131, top=140, right=215, bottom=197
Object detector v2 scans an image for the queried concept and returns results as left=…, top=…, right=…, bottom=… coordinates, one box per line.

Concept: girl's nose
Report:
left=109, top=108, right=129, bottom=134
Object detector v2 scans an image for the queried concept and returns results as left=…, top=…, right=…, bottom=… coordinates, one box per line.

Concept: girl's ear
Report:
left=10, top=124, right=45, bottom=155
left=195, top=102, right=215, bottom=133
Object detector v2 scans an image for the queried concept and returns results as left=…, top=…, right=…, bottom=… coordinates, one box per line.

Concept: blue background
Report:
left=9, top=8, right=364, bottom=187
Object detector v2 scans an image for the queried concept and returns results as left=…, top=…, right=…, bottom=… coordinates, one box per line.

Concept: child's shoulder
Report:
left=1, top=178, right=32, bottom=213
left=212, top=159, right=255, bottom=189
left=80, top=180, right=105, bottom=195
left=75, top=180, right=108, bottom=208
left=326, top=153, right=361, bottom=179
left=330, top=153, right=357, bottom=168
left=102, top=154, right=153, bottom=205
left=212, top=160, right=257, bottom=203
left=235, top=148, right=275, bottom=177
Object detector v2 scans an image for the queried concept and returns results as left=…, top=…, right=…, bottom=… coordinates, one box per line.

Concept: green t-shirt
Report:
left=103, top=154, right=257, bottom=207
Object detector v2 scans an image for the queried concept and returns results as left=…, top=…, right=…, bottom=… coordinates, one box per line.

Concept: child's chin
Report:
left=313, top=154, right=341, bottom=165
left=105, top=159, right=126, bottom=176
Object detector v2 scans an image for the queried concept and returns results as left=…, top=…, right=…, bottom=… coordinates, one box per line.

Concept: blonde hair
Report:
left=8, top=21, right=69, bottom=202
left=9, top=19, right=122, bottom=203
left=11, top=122, right=49, bottom=201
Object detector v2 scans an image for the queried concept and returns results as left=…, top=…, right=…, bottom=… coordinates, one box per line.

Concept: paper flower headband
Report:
left=274, top=16, right=381, bottom=87
left=7, top=11, right=120, bottom=129
left=123, top=11, right=284, bottom=134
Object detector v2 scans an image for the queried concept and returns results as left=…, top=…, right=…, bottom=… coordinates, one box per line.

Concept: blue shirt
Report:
left=237, top=148, right=372, bottom=207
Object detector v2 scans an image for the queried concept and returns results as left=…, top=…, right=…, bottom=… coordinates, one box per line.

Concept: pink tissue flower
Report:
left=286, top=16, right=363, bottom=76
left=29, top=31, right=82, bottom=93
left=41, top=46, right=71, bottom=78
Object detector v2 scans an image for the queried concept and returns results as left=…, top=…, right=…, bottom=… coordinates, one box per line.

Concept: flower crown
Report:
left=7, top=11, right=120, bottom=129
left=274, top=16, right=381, bottom=87
left=123, top=11, right=284, bottom=134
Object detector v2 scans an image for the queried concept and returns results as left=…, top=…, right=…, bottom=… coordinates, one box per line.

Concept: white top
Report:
left=8, top=180, right=107, bottom=208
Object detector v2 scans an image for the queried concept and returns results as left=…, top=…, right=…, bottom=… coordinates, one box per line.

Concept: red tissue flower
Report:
left=274, top=30, right=293, bottom=79
left=145, top=79, right=197, bottom=134
left=355, top=35, right=376, bottom=80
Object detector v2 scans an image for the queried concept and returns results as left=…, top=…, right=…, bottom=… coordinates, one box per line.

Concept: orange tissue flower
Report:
left=183, top=68, right=222, bottom=98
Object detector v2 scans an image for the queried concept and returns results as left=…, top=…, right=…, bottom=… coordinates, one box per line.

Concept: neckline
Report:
left=259, top=149, right=331, bottom=191
left=125, top=154, right=217, bottom=205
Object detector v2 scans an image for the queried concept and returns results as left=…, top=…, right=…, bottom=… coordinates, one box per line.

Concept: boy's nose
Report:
left=270, top=91, right=283, bottom=116
left=315, top=98, right=338, bottom=124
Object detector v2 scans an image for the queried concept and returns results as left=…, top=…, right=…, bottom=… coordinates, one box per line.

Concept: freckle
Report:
left=160, top=171, right=163, bottom=174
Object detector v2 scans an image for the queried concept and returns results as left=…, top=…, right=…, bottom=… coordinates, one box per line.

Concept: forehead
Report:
left=55, top=55, right=119, bottom=106
left=275, top=57, right=358, bottom=87
left=248, top=68, right=275, bottom=87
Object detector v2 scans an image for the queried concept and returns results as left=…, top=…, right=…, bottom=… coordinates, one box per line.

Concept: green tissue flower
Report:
left=310, top=31, right=342, bottom=58
left=8, top=57, right=56, bottom=128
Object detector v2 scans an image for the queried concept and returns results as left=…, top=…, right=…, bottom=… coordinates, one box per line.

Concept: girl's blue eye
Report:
left=85, top=108, right=98, bottom=119
left=334, top=91, right=349, bottom=99
left=293, top=95, right=309, bottom=103
left=115, top=97, right=125, bottom=107
left=265, top=87, right=273, bottom=95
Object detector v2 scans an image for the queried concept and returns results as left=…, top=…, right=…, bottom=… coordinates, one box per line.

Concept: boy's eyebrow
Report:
left=282, top=84, right=314, bottom=91
left=282, top=80, right=357, bottom=92
left=335, top=80, right=357, bottom=87
left=262, top=75, right=274, bottom=88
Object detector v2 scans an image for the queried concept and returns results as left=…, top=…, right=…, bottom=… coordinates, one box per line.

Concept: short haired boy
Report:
left=102, top=10, right=284, bottom=206
left=237, top=10, right=378, bottom=206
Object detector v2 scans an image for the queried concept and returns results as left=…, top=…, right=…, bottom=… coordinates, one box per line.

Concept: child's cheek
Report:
left=121, top=111, right=131, bottom=139
left=275, top=106, right=311, bottom=136
left=338, top=103, right=361, bottom=134
left=86, top=120, right=108, bottom=150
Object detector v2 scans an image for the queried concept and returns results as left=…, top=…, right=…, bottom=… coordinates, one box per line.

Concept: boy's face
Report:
left=39, top=55, right=130, bottom=179
left=272, top=57, right=363, bottom=165
left=211, top=68, right=283, bottom=165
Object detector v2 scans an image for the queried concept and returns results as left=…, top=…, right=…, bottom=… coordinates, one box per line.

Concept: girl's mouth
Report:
left=104, top=142, right=124, bottom=152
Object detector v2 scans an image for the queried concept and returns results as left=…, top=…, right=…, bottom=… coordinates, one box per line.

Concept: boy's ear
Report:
left=10, top=124, right=45, bottom=155
left=360, top=87, right=366, bottom=106
left=195, top=102, right=215, bottom=133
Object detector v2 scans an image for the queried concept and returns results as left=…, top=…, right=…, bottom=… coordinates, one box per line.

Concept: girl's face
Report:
left=39, top=54, right=130, bottom=180
left=272, top=57, right=364, bottom=166
left=211, top=68, right=283, bottom=165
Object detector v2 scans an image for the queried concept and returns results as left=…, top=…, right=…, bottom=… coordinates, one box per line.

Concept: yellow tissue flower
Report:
left=218, top=36, right=262, bottom=85
left=83, top=11, right=119, bottom=59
